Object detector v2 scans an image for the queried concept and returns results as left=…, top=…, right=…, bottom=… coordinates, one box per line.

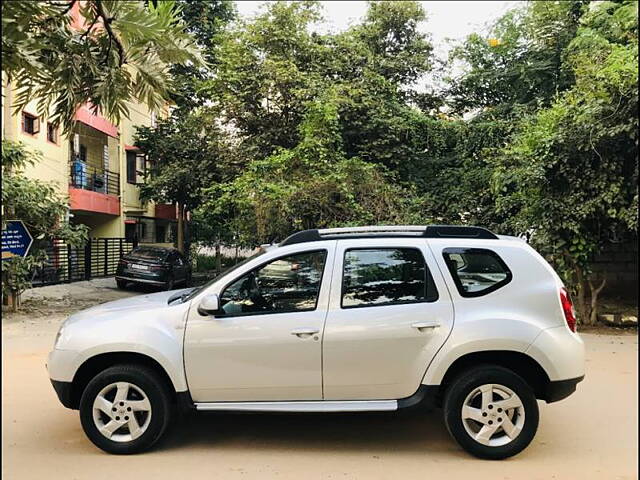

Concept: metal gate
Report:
left=31, top=238, right=134, bottom=287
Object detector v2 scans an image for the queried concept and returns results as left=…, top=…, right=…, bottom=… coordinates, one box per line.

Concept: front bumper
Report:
left=50, top=379, right=76, bottom=409
left=544, top=375, right=585, bottom=403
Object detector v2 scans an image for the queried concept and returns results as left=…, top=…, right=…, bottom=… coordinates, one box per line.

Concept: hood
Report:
left=65, top=288, right=193, bottom=327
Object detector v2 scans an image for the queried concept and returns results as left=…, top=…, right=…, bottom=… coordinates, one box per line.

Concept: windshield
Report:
left=179, top=250, right=267, bottom=303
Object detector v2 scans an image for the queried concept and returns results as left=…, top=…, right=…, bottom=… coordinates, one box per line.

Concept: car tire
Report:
left=79, top=364, right=173, bottom=454
left=116, top=279, right=128, bottom=290
left=165, top=277, right=174, bottom=291
left=443, top=365, right=539, bottom=460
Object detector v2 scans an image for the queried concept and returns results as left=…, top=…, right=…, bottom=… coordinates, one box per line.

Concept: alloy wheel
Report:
left=92, top=382, right=152, bottom=443
left=461, top=383, right=525, bottom=447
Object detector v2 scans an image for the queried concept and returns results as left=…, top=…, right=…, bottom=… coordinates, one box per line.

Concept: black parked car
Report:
left=115, top=246, right=191, bottom=290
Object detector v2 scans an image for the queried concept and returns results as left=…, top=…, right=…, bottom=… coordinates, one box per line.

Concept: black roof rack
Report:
left=279, top=225, right=499, bottom=246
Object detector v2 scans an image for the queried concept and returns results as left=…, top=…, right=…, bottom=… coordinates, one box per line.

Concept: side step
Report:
left=194, top=400, right=398, bottom=413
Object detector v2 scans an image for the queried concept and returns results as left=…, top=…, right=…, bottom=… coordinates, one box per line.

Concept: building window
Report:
left=47, top=123, right=58, bottom=144
left=21, top=112, right=40, bottom=135
left=127, top=151, right=137, bottom=184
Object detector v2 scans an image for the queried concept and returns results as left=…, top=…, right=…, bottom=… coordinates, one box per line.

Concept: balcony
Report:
left=68, top=121, right=120, bottom=216
left=68, top=163, right=120, bottom=215
left=70, top=161, right=119, bottom=196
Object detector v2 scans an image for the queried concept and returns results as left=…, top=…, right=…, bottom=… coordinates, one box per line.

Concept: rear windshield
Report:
left=127, top=248, right=171, bottom=261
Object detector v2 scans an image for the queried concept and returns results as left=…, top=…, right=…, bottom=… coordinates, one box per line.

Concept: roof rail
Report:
left=279, top=225, right=499, bottom=246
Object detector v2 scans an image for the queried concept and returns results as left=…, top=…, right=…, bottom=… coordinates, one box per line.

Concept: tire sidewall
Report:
left=444, top=365, right=539, bottom=460
left=79, top=365, right=172, bottom=454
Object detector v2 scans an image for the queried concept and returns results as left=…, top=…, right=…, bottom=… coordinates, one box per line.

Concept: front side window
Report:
left=220, top=250, right=327, bottom=316
left=443, top=248, right=512, bottom=297
left=341, top=248, right=438, bottom=308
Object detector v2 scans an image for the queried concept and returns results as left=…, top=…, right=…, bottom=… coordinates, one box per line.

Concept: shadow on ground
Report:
left=156, top=409, right=458, bottom=456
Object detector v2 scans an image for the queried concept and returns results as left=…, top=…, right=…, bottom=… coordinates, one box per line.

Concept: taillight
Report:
left=559, top=287, right=577, bottom=332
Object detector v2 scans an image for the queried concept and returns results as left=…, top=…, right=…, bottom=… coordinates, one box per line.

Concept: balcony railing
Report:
left=69, top=160, right=119, bottom=196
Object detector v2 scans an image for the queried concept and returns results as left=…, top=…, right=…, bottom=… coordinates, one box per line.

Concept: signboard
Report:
left=1, top=220, right=34, bottom=261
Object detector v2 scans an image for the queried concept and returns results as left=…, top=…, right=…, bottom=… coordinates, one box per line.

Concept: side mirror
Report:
left=198, top=294, right=220, bottom=316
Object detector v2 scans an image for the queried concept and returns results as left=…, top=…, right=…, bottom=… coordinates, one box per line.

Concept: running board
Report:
left=194, top=400, right=398, bottom=413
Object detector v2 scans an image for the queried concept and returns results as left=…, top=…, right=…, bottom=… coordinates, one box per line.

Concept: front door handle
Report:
left=290, top=328, right=320, bottom=338
left=411, top=322, right=440, bottom=331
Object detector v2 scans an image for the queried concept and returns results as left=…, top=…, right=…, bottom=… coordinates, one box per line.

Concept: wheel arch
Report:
left=69, top=351, right=178, bottom=410
left=435, top=350, right=551, bottom=406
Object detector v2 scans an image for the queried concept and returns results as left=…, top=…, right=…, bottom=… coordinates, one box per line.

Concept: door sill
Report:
left=194, top=400, right=398, bottom=413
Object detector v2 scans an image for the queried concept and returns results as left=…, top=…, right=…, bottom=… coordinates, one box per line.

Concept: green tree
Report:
left=134, top=112, right=230, bottom=254
left=2, top=0, right=202, bottom=134
left=491, top=0, right=638, bottom=324
left=199, top=90, right=427, bottom=245
left=168, top=0, right=236, bottom=112
left=445, top=1, right=589, bottom=115
left=2, top=141, right=88, bottom=310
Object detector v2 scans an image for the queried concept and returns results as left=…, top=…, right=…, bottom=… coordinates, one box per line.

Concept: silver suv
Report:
left=47, top=225, right=585, bottom=458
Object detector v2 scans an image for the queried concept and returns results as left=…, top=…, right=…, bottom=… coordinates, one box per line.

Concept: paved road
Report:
left=2, top=284, right=638, bottom=479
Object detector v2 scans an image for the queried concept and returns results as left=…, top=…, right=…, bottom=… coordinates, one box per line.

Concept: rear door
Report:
left=322, top=238, right=454, bottom=400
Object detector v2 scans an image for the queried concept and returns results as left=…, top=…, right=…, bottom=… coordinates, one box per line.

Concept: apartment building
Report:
left=1, top=82, right=177, bottom=248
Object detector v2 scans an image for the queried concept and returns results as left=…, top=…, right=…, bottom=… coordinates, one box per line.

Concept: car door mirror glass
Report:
left=198, top=294, right=220, bottom=316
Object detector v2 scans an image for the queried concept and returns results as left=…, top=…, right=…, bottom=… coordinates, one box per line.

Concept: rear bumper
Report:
left=115, top=275, right=166, bottom=286
left=50, top=379, right=76, bottom=409
left=544, top=375, right=584, bottom=403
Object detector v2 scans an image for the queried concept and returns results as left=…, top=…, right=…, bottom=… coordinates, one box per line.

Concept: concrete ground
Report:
left=2, top=279, right=638, bottom=479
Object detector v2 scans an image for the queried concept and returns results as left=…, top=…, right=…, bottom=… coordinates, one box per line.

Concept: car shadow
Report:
left=156, top=409, right=463, bottom=456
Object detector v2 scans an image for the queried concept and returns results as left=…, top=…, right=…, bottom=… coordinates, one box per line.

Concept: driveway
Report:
left=2, top=279, right=638, bottom=479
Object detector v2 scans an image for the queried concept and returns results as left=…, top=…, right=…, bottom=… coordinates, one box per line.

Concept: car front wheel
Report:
left=443, top=365, right=539, bottom=460
left=79, top=364, right=172, bottom=454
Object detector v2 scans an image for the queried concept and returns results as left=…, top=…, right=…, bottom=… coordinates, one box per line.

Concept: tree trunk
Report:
left=176, top=203, right=184, bottom=254
left=215, top=242, right=222, bottom=274
left=573, top=265, right=607, bottom=326
left=574, top=266, right=590, bottom=324
left=588, top=277, right=607, bottom=325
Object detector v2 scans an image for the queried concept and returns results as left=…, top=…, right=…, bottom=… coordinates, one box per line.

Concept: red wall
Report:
left=155, top=204, right=177, bottom=220
left=69, top=188, right=120, bottom=216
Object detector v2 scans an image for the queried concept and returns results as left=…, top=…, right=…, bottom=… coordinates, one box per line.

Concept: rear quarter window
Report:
left=443, top=248, right=512, bottom=297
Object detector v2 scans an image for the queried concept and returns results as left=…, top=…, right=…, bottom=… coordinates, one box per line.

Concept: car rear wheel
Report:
left=116, top=279, right=128, bottom=290
left=79, top=364, right=172, bottom=454
left=443, top=365, right=539, bottom=459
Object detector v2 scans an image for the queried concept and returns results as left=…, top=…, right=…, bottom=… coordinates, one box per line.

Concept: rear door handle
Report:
left=411, top=322, right=440, bottom=331
left=290, top=328, right=320, bottom=338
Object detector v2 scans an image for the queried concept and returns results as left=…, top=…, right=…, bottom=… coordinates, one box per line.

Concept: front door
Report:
left=184, top=246, right=334, bottom=402
left=322, top=239, right=454, bottom=400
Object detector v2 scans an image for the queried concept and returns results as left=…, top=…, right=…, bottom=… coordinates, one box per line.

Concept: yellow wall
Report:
left=119, top=101, right=164, bottom=217
left=2, top=86, right=69, bottom=198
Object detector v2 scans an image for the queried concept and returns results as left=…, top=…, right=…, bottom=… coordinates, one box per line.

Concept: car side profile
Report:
left=115, top=246, right=191, bottom=291
left=47, top=225, right=585, bottom=459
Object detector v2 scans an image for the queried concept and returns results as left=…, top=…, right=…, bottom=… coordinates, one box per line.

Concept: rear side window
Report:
left=443, top=248, right=512, bottom=297
left=341, top=248, right=438, bottom=308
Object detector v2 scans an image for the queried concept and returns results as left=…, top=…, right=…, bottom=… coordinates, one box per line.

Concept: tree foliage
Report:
left=491, top=0, right=638, bottom=323
left=2, top=0, right=203, bottom=134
